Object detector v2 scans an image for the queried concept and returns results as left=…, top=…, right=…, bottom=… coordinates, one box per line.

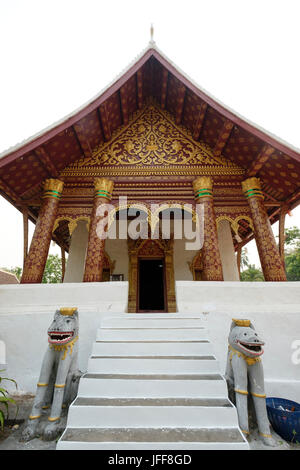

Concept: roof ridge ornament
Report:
left=149, top=23, right=155, bottom=46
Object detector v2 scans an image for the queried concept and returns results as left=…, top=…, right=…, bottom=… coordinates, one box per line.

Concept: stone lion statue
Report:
left=225, top=318, right=276, bottom=446
left=21, top=308, right=81, bottom=441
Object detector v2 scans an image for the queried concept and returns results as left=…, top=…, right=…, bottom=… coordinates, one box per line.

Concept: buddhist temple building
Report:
left=1, top=41, right=299, bottom=313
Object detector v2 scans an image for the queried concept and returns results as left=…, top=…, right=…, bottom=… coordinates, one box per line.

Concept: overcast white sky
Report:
left=0, top=0, right=299, bottom=269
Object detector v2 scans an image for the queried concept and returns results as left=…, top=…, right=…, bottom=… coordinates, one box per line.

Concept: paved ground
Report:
left=0, top=395, right=299, bottom=451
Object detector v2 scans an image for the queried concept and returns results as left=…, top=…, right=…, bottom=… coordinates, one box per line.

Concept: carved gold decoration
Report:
left=44, top=179, right=64, bottom=193
left=193, top=176, right=213, bottom=200
left=228, top=344, right=261, bottom=366
left=215, top=206, right=251, bottom=215
left=59, top=307, right=78, bottom=316
left=127, top=238, right=176, bottom=313
left=43, top=179, right=64, bottom=200
left=188, top=251, right=203, bottom=280
left=232, top=318, right=251, bottom=327
left=53, top=216, right=90, bottom=235
left=107, top=202, right=153, bottom=231
left=231, top=215, right=254, bottom=234
left=216, top=215, right=235, bottom=228
left=102, top=250, right=116, bottom=281
left=241, top=177, right=262, bottom=193
left=62, top=103, right=244, bottom=177
left=193, top=176, right=213, bottom=192
left=216, top=215, right=254, bottom=235
left=94, top=177, right=114, bottom=200
left=107, top=202, right=199, bottom=234
left=49, top=336, right=78, bottom=360
left=61, top=165, right=245, bottom=177
left=242, top=177, right=264, bottom=200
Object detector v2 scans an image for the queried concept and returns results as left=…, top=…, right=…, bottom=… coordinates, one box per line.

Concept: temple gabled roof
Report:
left=0, top=41, right=299, bottom=234
left=0, top=269, right=19, bottom=284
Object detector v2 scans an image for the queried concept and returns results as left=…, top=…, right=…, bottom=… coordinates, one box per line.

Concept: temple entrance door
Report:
left=128, top=239, right=176, bottom=313
left=138, top=258, right=166, bottom=312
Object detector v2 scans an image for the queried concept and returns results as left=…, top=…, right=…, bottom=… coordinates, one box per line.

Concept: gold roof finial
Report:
left=150, top=23, right=154, bottom=43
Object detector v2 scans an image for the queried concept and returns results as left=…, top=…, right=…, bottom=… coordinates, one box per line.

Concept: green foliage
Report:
left=240, top=226, right=300, bottom=282
left=42, top=254, right=63, bottom=284
left=0, top=370, right=18, bottom=430
left=7, top=266, right=22, bottom=281
left=241, top=248, right=250, bottom=269
left=284, top=226, right=300, bottom=281
left=2, top=254, right=64, bottom=284
left=240, top=264, right=264, bottom=282
left=284, top=226, right=300, bottom=248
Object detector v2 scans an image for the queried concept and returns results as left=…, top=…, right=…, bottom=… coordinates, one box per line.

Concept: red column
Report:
left=193, top=176, right=223, bottom=281
left=83, top=178, right=114, bottom=282
left=242, top=177, right=286, bottom=281
left=21, top=179, right=64, bottom=284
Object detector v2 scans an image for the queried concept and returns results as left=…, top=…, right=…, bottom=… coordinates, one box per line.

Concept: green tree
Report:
left=240, top=264, right=264, bottom=282
left=241, top=247, right=250, bottom=270
left=284, top=226, right=300, bottom=281
left=1, top=266, right=22, bottom=281
left=2, top=254, right=64, bottom=284
left=284, top=226, right=300, bottom=247
left=42, top=254, right=63, bottom=283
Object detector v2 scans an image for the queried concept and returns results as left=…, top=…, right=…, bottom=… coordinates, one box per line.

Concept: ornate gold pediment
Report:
left=62, top=101, right=244, bottom=177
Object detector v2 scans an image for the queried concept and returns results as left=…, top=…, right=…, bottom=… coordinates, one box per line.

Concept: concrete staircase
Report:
left=57, top=313, right=249, bottom=450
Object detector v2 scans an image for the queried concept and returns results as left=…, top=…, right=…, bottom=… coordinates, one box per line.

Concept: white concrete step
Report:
left=87, top=357, right=220, bottom=374
left=57, top=311, right=249, bottom=450
left=100, top=317, right=205, bottom=329
left=96, top=328, right=208, bottom=342
left=91, top=340, right=214, bottom=357
left=57, top=427, right=249, bottom=450
left=108, top=313, right=205, bottom=319
left=66, top=403, right=239, bottom=428
left=77, top=374, right=228, bottom=398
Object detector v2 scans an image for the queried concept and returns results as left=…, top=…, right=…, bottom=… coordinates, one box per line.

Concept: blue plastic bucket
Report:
left=266, top=397, right=300, bottom=443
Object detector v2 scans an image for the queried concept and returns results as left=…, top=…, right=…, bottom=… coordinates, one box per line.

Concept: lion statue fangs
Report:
left=21, top=308, right=81, bottom=442
left=225, top=318, right=277, bottom=447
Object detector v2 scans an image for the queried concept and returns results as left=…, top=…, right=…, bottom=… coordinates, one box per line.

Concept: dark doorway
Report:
left=138, top=259, right=166, bottom=312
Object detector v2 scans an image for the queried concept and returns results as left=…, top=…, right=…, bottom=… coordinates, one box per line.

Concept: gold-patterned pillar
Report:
left=22, top=206, right=29, bottom=270
left=165, top=241, right=177, bottom=312
left=241, top=177, right=286, bottom=281
left=193, top=176, right=223, bottom=281
left=83, top=178, right=114, bottom=282
left=21, top=179, right=64, bottom=284
left=128, top=250, right=138, bottom=313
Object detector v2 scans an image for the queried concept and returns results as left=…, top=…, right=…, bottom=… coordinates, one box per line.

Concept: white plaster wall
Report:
left=105, top=238, right=129, bottom=281
left=176, top=281, right=300, bottom=402
left=0, top=282, right=128, bottom=393
left=217, top=219, right=239, bottom=281
left=64, top=220, right=88, bottom=283
left=2, top=267, right=299, bottom=404
left=173, top=239, right=197, bottom=281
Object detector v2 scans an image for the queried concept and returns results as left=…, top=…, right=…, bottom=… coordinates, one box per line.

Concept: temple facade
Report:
left=0, top=43, right=299, bottom=313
